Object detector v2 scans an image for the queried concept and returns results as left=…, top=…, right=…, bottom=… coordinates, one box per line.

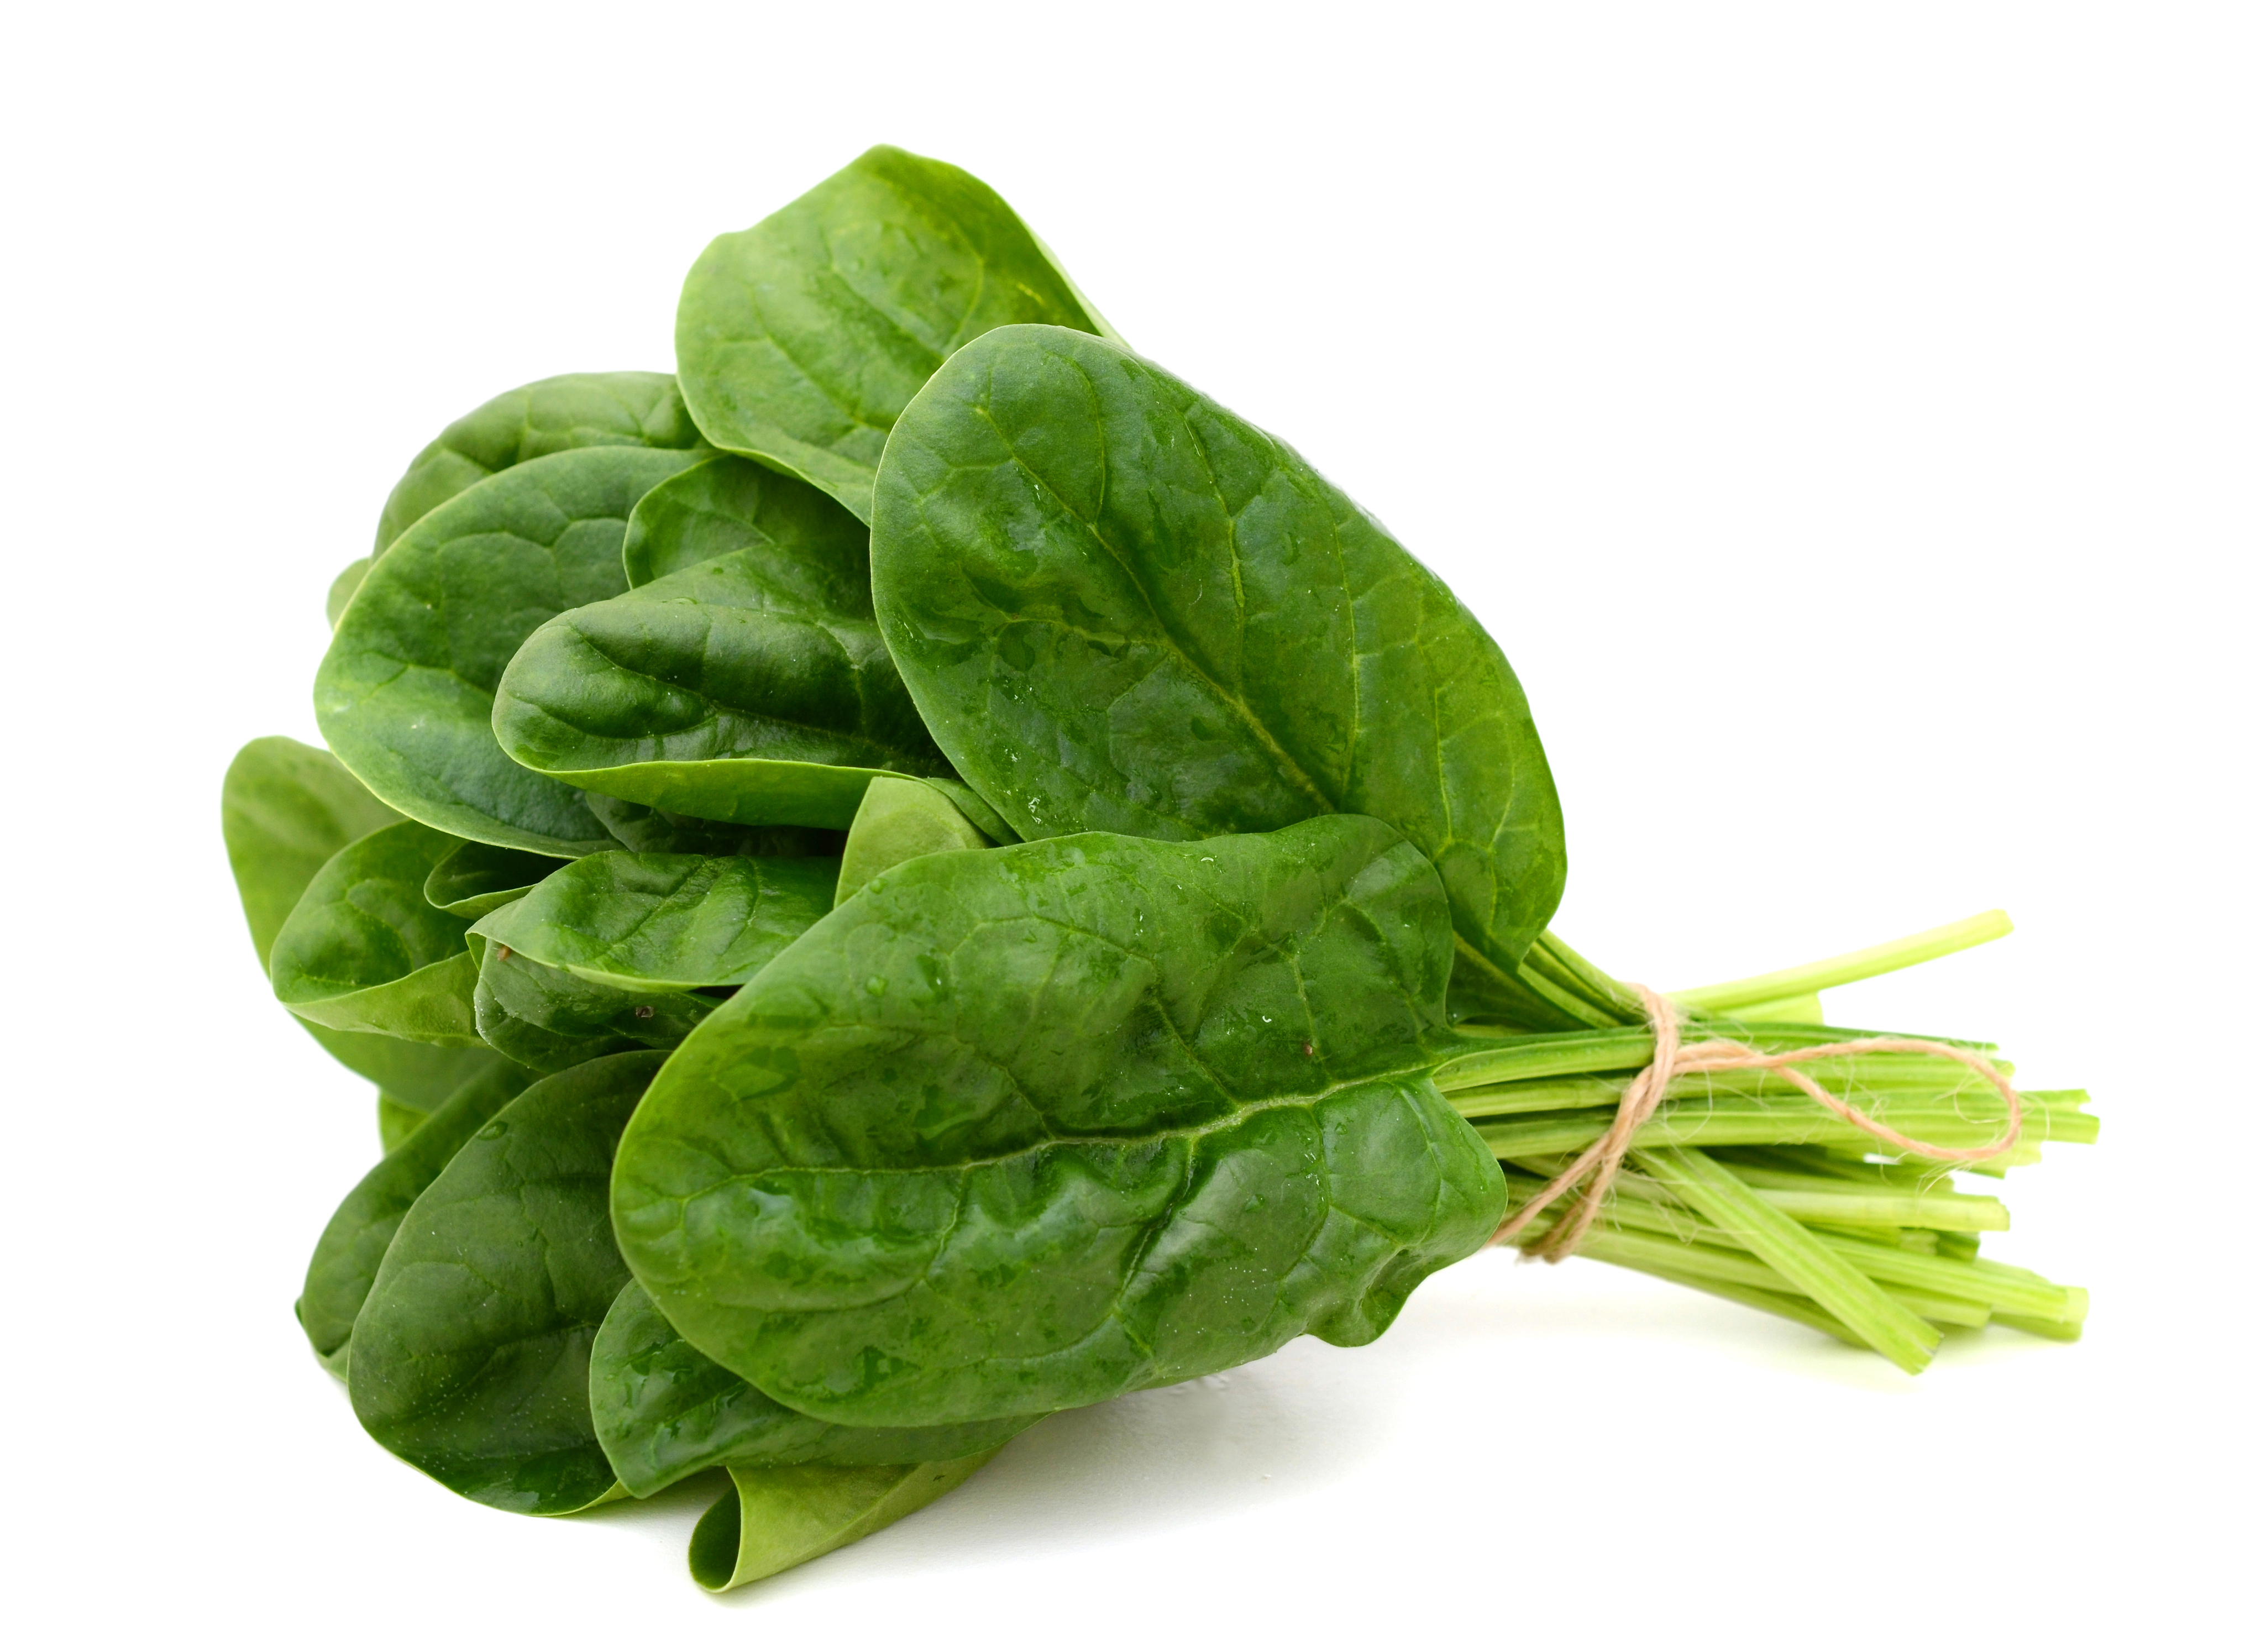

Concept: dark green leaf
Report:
left=317, top=444, right=707, bottom=854
left=586, top=791, right=844, bottom=859
left=492, top=533, right=951, bottom=830
left=687, top=1455, right=1000, bottom=1592
left=470, top=931, right=714, bottom=1074
left=348, top=1051, right=664, bottom=1515
left=371, top=371, right=705, bottom=555
left=591, top=1279, right=1032, bottom=1497
left=622, top=452, right=868, bottom=587
left=833, top=776, right=989, bottom=906
left=475, top=853, right=836, bottom=990
left=270, top=821, right=482, bottom=1045
left=612, top=815, right=1504, bottom=1428
left=870, top=324, right=1568, bottom=993
left=300, top=1062, right=536, bottom=1372
left=423, top=841, right=569, bottom=919
left=675, top=144, right=1113, bottom=521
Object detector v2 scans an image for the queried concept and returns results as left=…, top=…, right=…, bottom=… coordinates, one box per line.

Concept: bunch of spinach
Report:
left=225, top=144, right=2092, bottom=1597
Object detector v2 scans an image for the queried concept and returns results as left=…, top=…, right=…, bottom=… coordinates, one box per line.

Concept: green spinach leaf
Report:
left=300, top=1061, right=536, bottom=1373
left=269, top=821, right=484, bottom=1045
left=832, top=775, right=989, bottom=906
left=370, top=371, right=705, bottom=556
left=585, top=791, right=844, bottom=858
left=470, top=930, right=715, bottom=1073
left=348, top=1051, right=664, bottom=1515
left=675, top=144, right=1114, bottom=522
left=376, top=1095, right=429, bottom=1153
left=318, top=444, right=707, bottom=854
left=622, top=452, right=868, bottom=587
left=612, top=815, right=1504, bottom=1428
left=870, top=324, right=1568, bottom=994
left=591, top=1279, right=1032, bottom=1497
left=423, top=841, right=569, bottom=919
left=492, top=532, right=951, bottom=830
left=476, top=853, right=836, bottom=990
left=686, top=1455, right=1000, bottom=1592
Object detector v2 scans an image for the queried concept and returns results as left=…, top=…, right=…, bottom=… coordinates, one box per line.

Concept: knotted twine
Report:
left=1491, top=987, right=2029, bottom=1261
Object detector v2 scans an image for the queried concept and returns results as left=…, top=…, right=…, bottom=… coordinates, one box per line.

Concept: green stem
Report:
left=1670, top=910, right=2014, bottom=1013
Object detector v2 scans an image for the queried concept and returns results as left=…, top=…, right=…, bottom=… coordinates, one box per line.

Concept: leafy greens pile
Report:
left=223, top=145, right=2095, bottom=1594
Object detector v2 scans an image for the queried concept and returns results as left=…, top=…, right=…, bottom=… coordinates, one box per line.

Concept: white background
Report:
left=3, top=3, right=2258, bottom=1646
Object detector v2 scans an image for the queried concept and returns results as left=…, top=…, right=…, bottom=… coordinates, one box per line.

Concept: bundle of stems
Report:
left=1437, top=911, right=2094, bottom=1371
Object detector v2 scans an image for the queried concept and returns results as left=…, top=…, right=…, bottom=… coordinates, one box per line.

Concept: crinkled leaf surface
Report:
left=833, top=775, right=989, bottom=906
left=370, top=371, right=705, bottom=555
left=492, top=527, right=951, bottom=830
left=349, top=1051, right=663, bottom=1515
left=299, top=1061, right=535, bottom=1372
left=688, top=1454, right=999, bottom=1592
left=591, top=1279, right=1032, bottom=1497
left=470, top=929, right=715, bottom=1074
left=318, top=444, right=707, bottom=855
left=423, top=840, right=569, bottom=919
left=622, top=452, right=868, bottom=587
left=478, top=853, right=836, bottom=990
left=269, top=821, right=483, bottom=1045
left=612, top=815, right=1505, bottom=1428
left=674, top=144, right=1111, bottom=522
left=870, top=324, right=1567, bottom=992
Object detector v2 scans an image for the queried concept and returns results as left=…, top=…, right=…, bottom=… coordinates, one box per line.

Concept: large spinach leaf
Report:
left=686, top=1455, right=1000, bottom=1592
left=622, top=452, right=868, bottom=587
left=674, top=145, right=1114, bottom=522
left=584, top=793, right=844, bottom=858
left=348, top=1051, right=664, bottom=1515
left=298, top=1060, right=535, bottom=1373
left=611, top=815, right=1504, bottom=1428
left=870, top=324, right=1568, bottom=996
left=492, top=534, right=952, bottom=830
left=318, top=445, right=707, bottom=854
left=469, top=930, right=715, bottom=1074
left=370, top=371, right=705, bottom=557
left=269, top=821, right=482, bottom=1045
left=591, top=1279, right=1032, bottom=1497
left=476, top=853, right=837, bottom=990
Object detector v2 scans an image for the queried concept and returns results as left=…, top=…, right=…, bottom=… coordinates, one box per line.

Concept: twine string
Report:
left=1490, top=987, right=2028, bottom=1261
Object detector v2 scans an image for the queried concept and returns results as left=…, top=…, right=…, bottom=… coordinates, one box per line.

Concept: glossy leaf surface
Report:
left=675, top=144, right=1111, bottom=521
left=370, top=371, right=705, bottom=555
left=269, top=821, right=482, bottom=1045
left=494, top=527, right=951, bottom=828
left=423, top=841, right=568, bottom=919
left=349, top=1052, right=663, bottom=1515
left=585, top=792, right=843, bottom=859
left=870, top=324, right=1567, bottom=989
left=300, top=1061, right=534, bottom=1372
left=476, top=853, right=836, bottom=990
left=687, top=1455, right=999, bottom=1592
left=471, top=931, right=715, bottom=1074
left=223, top=737, right=405, bottom=964
left=612, top=816, right=1504, bottom=1428
left=318, top=445, right=707, bottom=854
left=833, top=775, right=989, bottom=906
left=591, top=1279, right=1032, bottom=1497
left=622, top=452, right=868, bottom=587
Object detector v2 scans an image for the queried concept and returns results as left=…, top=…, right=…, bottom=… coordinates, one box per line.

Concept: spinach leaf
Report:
left=832, top=775, right=989, bottom=906
left=476, top=853, right=837, bottom=990
left=371, top=371, right=706, bottom=555
left=611, top=815, right=1504, bottom=1428
left=585, top=791, right=843, bottom=859
left=870, top=324, right=1568, bottom=995
left=299, top=1061, right=536, bottom=1373
left=269, top=821, right=484, bottom=1045
left=223, top=737, right=405, bottom=963
left=317, top=445, right=708, bottom=855
left=326, top=558, right=371, bottom=627
left=492, top=533, right=951, bottom=830
left=376, top=1095, right=429, bottom=1153
left=622, top=452, right=868, bottom=587
left=591, top=1279, right=1032, bottom=1497
left=686, top=1455, right=1001, bottom=1592
left=675, top=144, right=1114, bottom=522
left=348, top=1051, right=664, bottom=1515
left=423, top=841, right=569, bottom=919
left=470, top=930, right=715, bottom=1073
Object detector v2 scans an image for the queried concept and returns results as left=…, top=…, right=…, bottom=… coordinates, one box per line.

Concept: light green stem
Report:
left=1670, top=910, right=2013, bottom=1013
